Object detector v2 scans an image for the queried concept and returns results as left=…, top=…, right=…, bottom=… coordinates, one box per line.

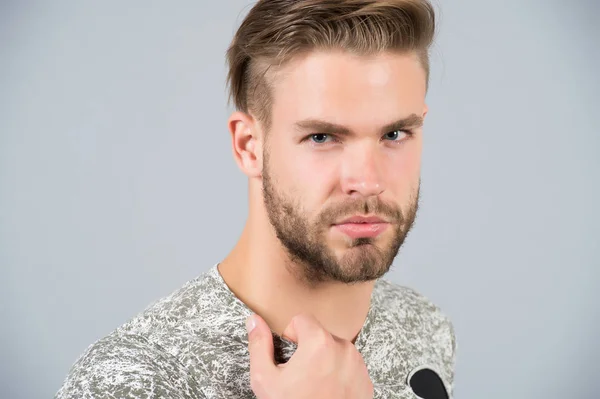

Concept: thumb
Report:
left=246, top=314, right=276, bottom=380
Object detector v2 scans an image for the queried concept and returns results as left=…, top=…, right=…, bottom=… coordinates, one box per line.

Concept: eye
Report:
left=310, top=134, right=333, bottom=144
left=383, top=130, right=409, bottom=141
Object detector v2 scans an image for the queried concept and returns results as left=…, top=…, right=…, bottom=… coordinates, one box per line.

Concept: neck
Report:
left=218, top=206, right=376, bottom=343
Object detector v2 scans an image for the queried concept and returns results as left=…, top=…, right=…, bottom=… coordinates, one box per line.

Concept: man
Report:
left=55, top=0, right=456, bottom=398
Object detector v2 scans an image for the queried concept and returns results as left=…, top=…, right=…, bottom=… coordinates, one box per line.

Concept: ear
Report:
left=228, top=111, right=263, bottom=178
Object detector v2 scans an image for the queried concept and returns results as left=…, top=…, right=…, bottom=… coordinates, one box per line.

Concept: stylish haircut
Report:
left=226, top=0, right=436, bottom=129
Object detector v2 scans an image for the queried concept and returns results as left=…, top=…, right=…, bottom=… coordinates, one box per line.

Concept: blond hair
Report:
left=226, top=0, right=436, bottom=128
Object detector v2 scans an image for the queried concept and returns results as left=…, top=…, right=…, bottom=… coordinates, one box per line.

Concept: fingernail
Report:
left=246, top=315, right=256, bottom=334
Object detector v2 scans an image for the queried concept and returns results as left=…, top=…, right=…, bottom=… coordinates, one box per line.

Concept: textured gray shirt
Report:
left=55, top=264, right=456, bottom=398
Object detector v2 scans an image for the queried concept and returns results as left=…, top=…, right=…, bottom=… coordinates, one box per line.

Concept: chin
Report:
left=336, top=240, right=385, bottom=260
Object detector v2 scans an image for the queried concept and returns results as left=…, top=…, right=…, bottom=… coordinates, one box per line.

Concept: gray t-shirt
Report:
left=55, top=264, right=456, bottom=398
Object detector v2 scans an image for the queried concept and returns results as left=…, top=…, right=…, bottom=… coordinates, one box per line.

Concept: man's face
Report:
left=261, top=50, right=426, bottom=284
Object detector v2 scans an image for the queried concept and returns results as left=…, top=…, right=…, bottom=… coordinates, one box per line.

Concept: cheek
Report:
left=290, top=157, right=337, bottom=190
left=386, top=143, right=422, bottom=191
left=287, top=154, right=338, bottom=204
left=399, top=149, right=421, bottom=176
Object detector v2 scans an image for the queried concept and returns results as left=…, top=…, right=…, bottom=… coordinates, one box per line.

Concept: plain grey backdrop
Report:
left=1, top=1, right=599, bottom=398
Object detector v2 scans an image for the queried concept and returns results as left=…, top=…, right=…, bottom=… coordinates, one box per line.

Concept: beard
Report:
left=262, top=150, right=419, bottom=285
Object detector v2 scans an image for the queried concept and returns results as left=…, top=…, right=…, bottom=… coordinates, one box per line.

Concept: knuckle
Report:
left=249, top=371, right=265, bottom=392
left=314, top=329, right=334, bottom=349
left=292, top=312, right=312, bottom=326
left=343, top=343, right=366, bottom=366
left=293, top=312, right=308, bottom=321
left=339, top=339, right=355, bottom=354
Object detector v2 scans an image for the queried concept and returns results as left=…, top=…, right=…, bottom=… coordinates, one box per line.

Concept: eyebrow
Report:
left=293, top=114, right=424, bottom=136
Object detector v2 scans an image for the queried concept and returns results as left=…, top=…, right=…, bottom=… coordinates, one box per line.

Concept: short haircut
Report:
left=226, top=0, right=436, bottom=129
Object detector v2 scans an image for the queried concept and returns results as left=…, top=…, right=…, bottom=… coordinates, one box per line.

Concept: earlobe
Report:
left=228, top=112, right=263, bottom=178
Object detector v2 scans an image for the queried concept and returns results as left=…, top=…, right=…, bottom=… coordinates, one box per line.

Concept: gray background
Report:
left=1, top=1, right=598, bottom=398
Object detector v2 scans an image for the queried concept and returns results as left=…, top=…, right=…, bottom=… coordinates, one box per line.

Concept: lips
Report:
left=333, top=215, right=389, bottom=239
left=335, top=215, right=387, bottom=225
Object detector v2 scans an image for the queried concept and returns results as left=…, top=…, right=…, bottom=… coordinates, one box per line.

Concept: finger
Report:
left=246, top=314, right=277, bottom=382
left=281, top=316, right=298, bottom=343
left=282, top=313, right=331, bottom=346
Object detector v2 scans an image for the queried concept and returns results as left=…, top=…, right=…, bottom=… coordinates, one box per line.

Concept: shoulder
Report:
left=117, top=265, right=223, bottom=336
left=371, top=278, right=457, bottom=396
left=375, top=278, right=453, bottom=326
left=55, top=268, right=224, bottom=399
left=55, top=331, right=207, bottom=399
left=372, top=278, right=456, bottom=360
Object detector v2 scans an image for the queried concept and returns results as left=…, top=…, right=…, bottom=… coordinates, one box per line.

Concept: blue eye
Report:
left=384, top=130, right=406, bottom=141
left=311, top=134, right=331, bottom=143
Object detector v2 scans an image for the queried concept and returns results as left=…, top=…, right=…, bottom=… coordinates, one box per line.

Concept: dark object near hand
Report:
left=409, top=368, right=449, bottom=399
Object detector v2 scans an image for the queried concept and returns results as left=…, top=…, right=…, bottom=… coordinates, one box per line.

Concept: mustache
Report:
left=318, top=197, right=404, bottom=225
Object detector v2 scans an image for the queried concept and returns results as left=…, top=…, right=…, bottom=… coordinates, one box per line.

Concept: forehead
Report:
left=269, top=50, right=427, bottom=127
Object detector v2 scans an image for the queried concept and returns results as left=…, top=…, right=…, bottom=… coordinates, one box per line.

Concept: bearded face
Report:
left=262, top=148, right=419, bottom=284
left=256, top=51, right=426, bottom=284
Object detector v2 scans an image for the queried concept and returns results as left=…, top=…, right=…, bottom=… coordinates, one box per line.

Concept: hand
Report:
left=246, top=313, right=374, bottom=399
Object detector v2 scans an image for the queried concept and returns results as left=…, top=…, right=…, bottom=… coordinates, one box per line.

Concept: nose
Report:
left=340, top=143, right=386, bottom=198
